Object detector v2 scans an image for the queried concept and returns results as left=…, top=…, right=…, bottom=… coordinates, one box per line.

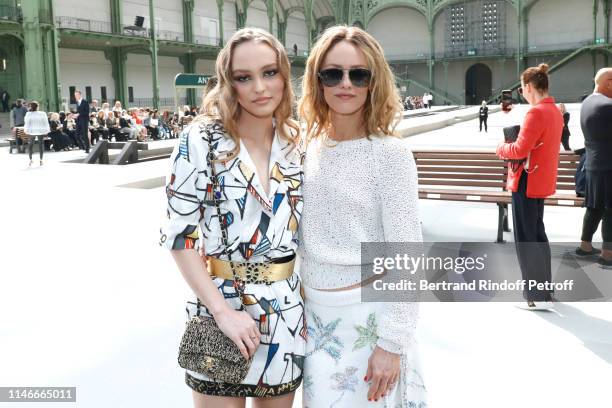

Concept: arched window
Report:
left=0, top=49, right=7, bottom=72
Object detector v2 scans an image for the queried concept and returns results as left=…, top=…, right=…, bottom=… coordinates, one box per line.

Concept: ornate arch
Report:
left=286, top=5, right=307, bottom=18
left=0, top=31, right=24, bottom=43
left=367, top=2, right=427, bottom=27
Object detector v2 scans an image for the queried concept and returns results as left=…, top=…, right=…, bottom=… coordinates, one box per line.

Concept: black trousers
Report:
left=1, top=100, right=8, bottom=112
left=581, top=207, right=612, bottom=250
left=479, top=116, right=488, bottom=132
left=28, top=134, right=45, bottom=160
left=76, top=121, right=90, bottom=152
left=512, top=172, right=553, bottom=301
left=561, top=132, right=571, bottom=151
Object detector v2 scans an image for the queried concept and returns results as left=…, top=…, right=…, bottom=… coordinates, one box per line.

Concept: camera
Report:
left=501, top=89, right=513, bottom=112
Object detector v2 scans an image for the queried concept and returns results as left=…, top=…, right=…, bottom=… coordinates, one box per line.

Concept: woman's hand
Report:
left=213, top=307, right=261, bottom=360
left=365, top=346, right=401, bottom=402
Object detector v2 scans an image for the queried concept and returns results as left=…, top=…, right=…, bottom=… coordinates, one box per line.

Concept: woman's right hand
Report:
left=213, top=306, right=261, bottom=360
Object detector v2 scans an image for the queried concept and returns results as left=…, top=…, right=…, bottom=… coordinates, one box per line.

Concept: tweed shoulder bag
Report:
left=503, top=125, right=527, bottom=172
left=177, top=126, right=252, bottom=384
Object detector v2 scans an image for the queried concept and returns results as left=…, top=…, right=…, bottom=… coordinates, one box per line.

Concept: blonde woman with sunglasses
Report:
left=161, top=28, right=305, bottom=408
left=298, top=26, right=427, bottom=407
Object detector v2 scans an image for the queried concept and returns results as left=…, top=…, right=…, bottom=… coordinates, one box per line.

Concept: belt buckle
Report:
left=244, top=262, right=270, bottom=284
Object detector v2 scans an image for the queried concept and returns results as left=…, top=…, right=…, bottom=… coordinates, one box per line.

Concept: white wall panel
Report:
left=157, top=56, right=184, bottom=97
left=223, top=0, right=237, bottom=41
left=528, top=0, right=591, bottom=49
left=126, top=53, right=153, bottom=99
left=194, top=0, right=220, bottom=43
left=155, top=0, right=184, bottom=33
left=58, top=49, right=114, bottom=104
left=245, top=0, right=269, bottom=31
left=368, top=7, right=428, bottom=58
left=54, top=0, right=111, bottom=22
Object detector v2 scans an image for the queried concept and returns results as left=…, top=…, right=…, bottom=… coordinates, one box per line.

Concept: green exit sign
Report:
left=595, top=38, right=605, bottom=44
left=467, top=49, right=477, bottom=56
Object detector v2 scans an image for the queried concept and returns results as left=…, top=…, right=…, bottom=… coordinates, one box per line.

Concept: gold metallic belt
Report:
left=208, top=257, right=295, bottom=284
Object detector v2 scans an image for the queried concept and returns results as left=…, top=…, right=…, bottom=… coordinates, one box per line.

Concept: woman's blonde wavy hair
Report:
left=298, top=25, right=402, bottom=141
left=198, top=27, right=299, bottom=158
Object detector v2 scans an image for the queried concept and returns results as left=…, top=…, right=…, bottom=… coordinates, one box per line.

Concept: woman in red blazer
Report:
left=496, top=63, right=563, bottom=310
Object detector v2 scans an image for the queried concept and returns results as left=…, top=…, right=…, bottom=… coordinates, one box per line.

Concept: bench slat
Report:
left=414, top=154, right=500, bottom=160
left=419, top=179, right=505, bottom=188
left=416, top=165, right=507, bottom=174
left=416, top=160, right=505, bottom=167
left=418, top=173, right=504, bottom=181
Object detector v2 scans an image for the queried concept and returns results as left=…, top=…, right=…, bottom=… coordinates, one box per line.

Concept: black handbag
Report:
left=177, top=125, right=252, bottom=383
left=503, top=125, right=527, bottom=171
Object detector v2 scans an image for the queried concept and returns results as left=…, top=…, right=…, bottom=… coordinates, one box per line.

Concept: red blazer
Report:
left=496, top=97, right=563, bottom=198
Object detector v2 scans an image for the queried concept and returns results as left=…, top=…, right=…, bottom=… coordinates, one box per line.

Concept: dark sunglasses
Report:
left=317, top=68, right=372, bottom=88
left=518, top=87, right=523, bottom=95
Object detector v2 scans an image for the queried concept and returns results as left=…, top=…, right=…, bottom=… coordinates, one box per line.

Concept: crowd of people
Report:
left=6, top=90, right=202, bottom=166
left=402, top=92, right=433, bottom=110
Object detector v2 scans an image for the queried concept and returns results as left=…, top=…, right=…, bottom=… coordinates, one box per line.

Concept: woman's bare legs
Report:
left=192, top=393, right=245, bottom=408
left=253, top=392, right=296, bottom=408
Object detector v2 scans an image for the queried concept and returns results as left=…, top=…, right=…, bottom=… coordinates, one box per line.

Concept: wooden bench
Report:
left=8, top=128, right=51, bottom=154
left=413, top=149, right=584, bottom=242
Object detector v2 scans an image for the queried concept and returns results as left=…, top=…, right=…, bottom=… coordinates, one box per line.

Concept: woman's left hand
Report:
left=365, top=346, right=401, bottom=402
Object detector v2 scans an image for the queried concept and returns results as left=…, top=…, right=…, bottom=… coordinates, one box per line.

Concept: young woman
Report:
left=160, top=27, right=305, bottom=408
left=496, top=64, right=563, bottom=310
left=298, top=25, right=427, bottom=407
left=23, top=101, right=50, bottom=167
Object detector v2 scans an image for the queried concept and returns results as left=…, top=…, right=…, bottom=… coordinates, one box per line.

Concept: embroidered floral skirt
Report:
left=184, top=274, right=306, bottom=398
left=303, top=285, right=427, bottom=408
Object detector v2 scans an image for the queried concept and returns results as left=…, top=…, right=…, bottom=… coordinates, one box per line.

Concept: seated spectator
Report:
left=101, top=102, right=110, bottom=119
left=48, top=112, right=72, bottom=151
left=89, top=113, right=100, bottom=145
left=119, top=111, right=137, bottom=140
left=129, top=108, right=147, bottom=141
left=146, top=110, right=160, bottom=139
left=60, top=111, right=78, bottom=148
left=95, top=111, right=109, bottom=141
left=105, top=111, right=120, bottom=141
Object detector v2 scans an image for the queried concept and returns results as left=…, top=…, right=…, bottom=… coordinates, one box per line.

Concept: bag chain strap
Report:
left=205, top=132, right=246, bottom=306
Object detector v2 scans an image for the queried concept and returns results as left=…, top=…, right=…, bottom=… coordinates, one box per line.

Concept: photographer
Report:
left=495, top=63, right=563, bottom=310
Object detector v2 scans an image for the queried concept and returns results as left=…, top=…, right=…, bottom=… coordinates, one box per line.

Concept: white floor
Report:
left=0, top=104, right=610, bottom=408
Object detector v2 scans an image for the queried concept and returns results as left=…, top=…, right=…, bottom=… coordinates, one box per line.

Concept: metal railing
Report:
left=53, top=16, right=224, bottom=46
left=526, top=40, right=592, bottom=53
left=384, top=40, right=604, bottom=62
left=129, top=97, right=187, bottom=109
left=436, top=47, right=516, bottom=59
left=385, top=52, right=429, bottom=61
left=287, top=47, right=308, bottom=58
left=55, top=16, right=112, bottom=33
left=193, top=34, right=219, bottom=46
left=0, top=5, right=22, bottom=22
left=123, top=25, right=149, bottom=37
left=157, top=29, right=184, bottom=42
